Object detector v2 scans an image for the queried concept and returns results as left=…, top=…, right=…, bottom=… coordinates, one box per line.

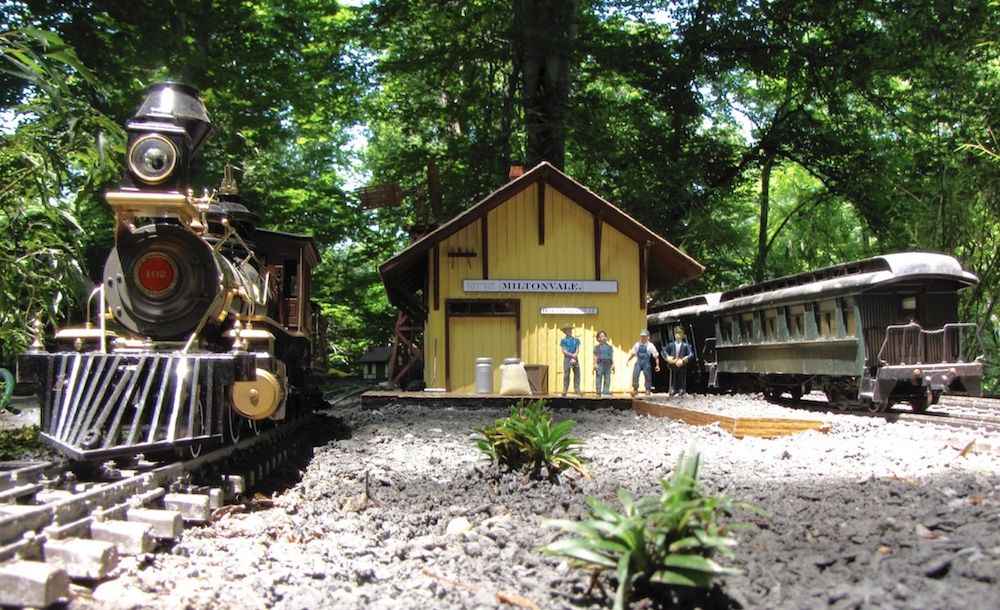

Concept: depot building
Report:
left=379, top=161, right=703, bottom=395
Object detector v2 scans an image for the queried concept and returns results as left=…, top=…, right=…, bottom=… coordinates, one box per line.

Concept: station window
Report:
left=447, top=300, right=518, bottom=316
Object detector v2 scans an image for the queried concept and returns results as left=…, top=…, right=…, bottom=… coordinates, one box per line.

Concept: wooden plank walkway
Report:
left=360, top=391, right=833, bottom=439
left=360, top=390, right=634, bottom=410
left=633, top=399, right=832, bottom=439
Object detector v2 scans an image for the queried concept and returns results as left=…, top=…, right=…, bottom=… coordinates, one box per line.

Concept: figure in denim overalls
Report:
left=626, top=329, right=660, bottom=396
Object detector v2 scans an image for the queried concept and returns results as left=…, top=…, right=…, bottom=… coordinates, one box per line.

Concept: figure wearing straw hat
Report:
left=559, top=323, right=581, bottom=396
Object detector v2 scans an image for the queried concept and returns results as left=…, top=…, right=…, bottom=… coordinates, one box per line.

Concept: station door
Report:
left=449, top=317, right=518, bottom=393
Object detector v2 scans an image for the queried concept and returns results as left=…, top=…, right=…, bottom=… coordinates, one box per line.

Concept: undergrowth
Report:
left=473, top=398, right=589, bottom=483
left=0, top=424, right=48, bottom=460
left=543, top=448, right=764, bottom=610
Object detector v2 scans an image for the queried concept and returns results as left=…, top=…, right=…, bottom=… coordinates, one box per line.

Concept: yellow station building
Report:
left=379, top=162, right=703, bottom=395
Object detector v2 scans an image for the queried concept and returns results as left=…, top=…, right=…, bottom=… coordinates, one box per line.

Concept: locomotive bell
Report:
left=122, top=82, right=216, bottom=192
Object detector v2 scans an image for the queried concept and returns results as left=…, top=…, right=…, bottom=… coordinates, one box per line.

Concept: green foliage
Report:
left=0, top=29, right=123, bottom=362
left=313, top=243, right=400, bottom=371
left=356, top=0, right=523, bottom=220
left=474, top=399, right=589, bottom=482
left=544, top=449, right=760, bottom=610
left=7, top=1, right=1000, bottom=386
left=0, top=425, right=49, bottom=460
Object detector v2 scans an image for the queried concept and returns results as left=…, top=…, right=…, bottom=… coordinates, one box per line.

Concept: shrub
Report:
left=0, top=425, right=49, bottom=461
left=473, top=398, right=589, bottom=483
left=543, top=448, right=761, bottom=610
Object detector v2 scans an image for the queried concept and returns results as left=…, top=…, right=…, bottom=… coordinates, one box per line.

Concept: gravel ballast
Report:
left=71, top=394, right=999, bottom=609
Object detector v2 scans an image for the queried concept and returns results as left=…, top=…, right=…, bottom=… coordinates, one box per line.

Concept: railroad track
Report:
left=0, top=411, right=322, bottom=608
left=894, top=394, right=1000, bottom=435
left=767, top=392, right=1000, bottom=439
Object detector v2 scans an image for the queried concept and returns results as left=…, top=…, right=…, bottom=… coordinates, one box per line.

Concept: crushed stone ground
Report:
left=68, top=394, right=999, bottom=609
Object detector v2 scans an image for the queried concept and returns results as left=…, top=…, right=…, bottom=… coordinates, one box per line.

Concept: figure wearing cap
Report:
left=626, top=329, right=660, bottom=396
left=559, top=323, right=582, bottom=396
left=664, top=326, right=694, bottom=396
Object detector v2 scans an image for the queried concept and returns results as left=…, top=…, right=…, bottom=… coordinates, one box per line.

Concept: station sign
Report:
left=540, top=307, right=598, bottom=315
left=463, top=279, right=617, bottom=293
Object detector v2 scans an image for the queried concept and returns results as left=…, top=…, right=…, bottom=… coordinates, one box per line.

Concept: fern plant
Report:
left=474, top=399, right=589, bottom=482
left=543, top=449, right=759, bottom=610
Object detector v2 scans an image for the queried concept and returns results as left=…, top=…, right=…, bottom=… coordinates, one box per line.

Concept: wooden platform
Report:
left=360, top=390, right=635, bottom=410
left=633, top=399, right=832, bottom=439
left=360, top=391, right=833, bottom=439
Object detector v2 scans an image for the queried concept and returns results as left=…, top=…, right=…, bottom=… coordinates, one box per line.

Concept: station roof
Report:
left=380, top=161, right=704, bottom=321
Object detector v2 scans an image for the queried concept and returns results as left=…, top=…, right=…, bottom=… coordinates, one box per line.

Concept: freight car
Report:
left=17, top=83, right=328, bottom=461
left=647, top=253, right=983, bottom=412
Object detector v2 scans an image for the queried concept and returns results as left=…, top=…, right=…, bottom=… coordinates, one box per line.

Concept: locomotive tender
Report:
left=648, top=253, right=984, bottom=412
left=18, top=83, right=327, bottom=461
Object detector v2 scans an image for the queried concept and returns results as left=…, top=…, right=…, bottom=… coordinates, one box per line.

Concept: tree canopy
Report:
left=3, top=0, right=1000, bottom=387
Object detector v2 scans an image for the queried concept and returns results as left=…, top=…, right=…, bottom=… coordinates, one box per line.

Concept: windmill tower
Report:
left=357, top=160, right=441, bottom=390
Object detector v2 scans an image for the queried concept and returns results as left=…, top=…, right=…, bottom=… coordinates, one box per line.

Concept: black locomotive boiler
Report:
left=648, top=252, right=984, bottom=412
left=17, top=83, right=328, bottom=461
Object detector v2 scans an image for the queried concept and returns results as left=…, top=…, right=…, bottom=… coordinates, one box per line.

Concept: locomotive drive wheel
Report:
left=225, top=405, right=242, bottom=444
left=909, top=392, right=936, bottom=413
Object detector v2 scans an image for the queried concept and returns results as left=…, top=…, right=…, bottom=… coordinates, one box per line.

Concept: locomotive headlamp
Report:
left=128, top=134, right=178, bottom=184
left=120, top=82, right=215, bottom=192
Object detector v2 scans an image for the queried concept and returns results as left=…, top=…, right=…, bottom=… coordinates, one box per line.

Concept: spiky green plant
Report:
left=543, top=449, right=760, bottom=610
left=474, top=399, right=589, bottom=482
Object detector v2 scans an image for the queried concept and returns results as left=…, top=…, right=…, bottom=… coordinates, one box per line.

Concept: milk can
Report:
left=475, top=357, right=494, bottom=394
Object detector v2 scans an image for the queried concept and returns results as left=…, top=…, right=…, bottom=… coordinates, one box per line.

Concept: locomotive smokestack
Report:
left=133, top=82, right=215, bottom=156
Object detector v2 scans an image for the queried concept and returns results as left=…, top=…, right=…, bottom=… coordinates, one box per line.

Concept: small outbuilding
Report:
left=379, top=162, right=703, bottom=394
left=359, top=346, right=394, bottom=382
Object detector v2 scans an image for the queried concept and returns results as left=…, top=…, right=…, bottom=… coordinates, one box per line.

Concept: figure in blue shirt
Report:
left=664, top=326, right=694, bottom=396
left=592, top=330, right=615, bottom=396
left=559, top=323, right=581, bottom=396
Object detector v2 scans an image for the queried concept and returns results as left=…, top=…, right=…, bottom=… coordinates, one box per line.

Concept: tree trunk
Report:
left=513, top=0, right=579, bottom=170
left=755, top=153, right=775, bottom=282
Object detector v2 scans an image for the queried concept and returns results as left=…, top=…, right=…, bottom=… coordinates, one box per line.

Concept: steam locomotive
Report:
left=648, top=253, right=984, bottom=412
left=17, top=83, right=328, bottom=461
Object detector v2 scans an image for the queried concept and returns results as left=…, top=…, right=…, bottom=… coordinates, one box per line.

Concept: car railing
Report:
left=877, top=322, right=980, bottom=366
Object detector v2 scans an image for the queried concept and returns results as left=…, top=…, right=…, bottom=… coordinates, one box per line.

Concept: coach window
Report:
left=818, top=300, right=837, bottom=337
left=789, top=304, right=805, bottom=340
left=718, top=316, right=733, bottom=343
left=764, top=309, right=778, bottom=341
left=739, top=312, right=755, bottom=343
left=842, top=298, right=857, bottom=336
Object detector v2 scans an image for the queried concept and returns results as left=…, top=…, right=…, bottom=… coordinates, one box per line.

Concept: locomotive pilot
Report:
left=664, top=326, right=694, bottom=396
